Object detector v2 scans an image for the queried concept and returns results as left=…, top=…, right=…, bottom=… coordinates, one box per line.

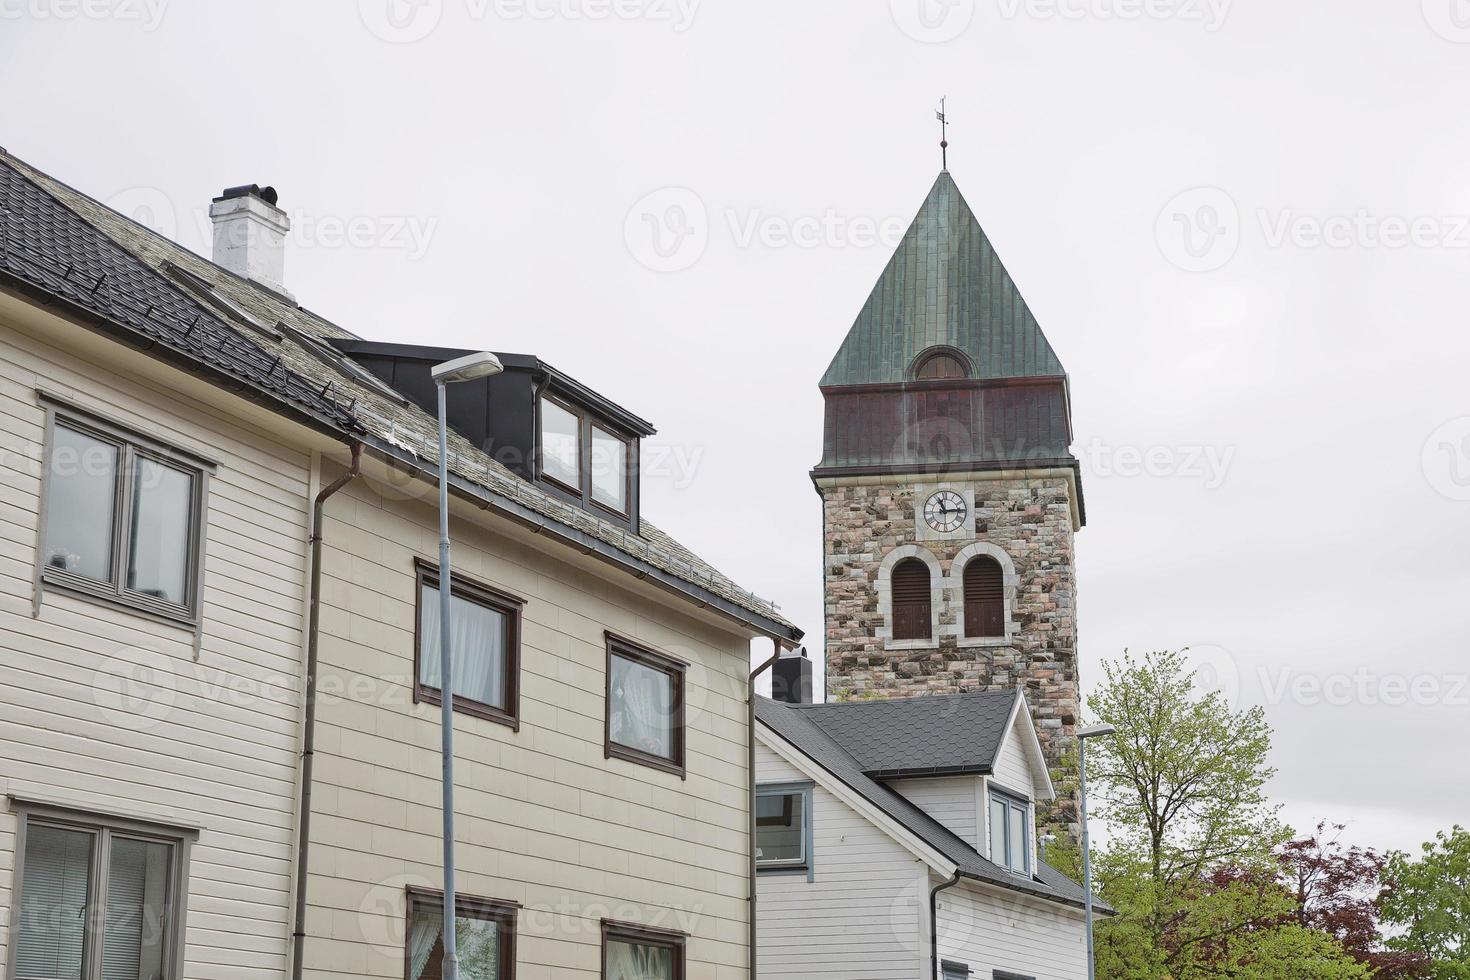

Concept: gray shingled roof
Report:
left=790, top=689, right=1018, bottom=778
left=0, top=151, right=798, bottom=639
left=821, top=171, right=1068, bottom=386
left=757, top=695, right=1107, bottom=912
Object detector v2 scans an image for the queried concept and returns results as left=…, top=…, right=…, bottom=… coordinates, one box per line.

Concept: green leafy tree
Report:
left=1380, top=827, right=1470, bottom=979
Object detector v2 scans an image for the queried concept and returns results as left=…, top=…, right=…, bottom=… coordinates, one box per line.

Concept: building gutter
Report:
left=748, top=638, right=782, bottom=979
left=291, top=442, right=362, bottom=980
left=930, top=871, right=963, bottom=979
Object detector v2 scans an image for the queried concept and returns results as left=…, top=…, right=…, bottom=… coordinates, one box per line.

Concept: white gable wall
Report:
left=888, top=776, right=981, bottom=850
left=935, top=873, right=1088, bottom=980
left=755, top=742, right=927, bottom=979
left=991, top=711, right=1035, bottom=796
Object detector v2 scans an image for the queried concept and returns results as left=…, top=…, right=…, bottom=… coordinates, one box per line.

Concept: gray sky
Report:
left=4, top=0, right=1466, bottom=858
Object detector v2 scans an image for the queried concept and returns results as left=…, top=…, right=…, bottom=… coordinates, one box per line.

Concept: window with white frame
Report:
left=38, top=406, right=208, bottom=622
left=11, top=804, right=194, bottom=980
left=755, top=786, right=810, bottom=872
left=989, top=790, right=1032, bottom=876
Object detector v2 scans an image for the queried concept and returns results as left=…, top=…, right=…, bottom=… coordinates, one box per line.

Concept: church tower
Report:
left=816, top=170, right=1085, bottom=826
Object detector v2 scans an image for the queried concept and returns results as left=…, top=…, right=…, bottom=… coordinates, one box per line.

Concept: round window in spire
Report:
left=912, top=348, right=971, bottom=381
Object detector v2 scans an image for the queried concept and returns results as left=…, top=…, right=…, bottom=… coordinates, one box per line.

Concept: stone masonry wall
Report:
left=822, top=474, right=1081, bottom=832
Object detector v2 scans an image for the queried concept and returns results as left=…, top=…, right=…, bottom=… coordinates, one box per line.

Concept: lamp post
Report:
left=428, top=352, right=504, bottom=980
left=1077, top=722, right=1117, bottom=980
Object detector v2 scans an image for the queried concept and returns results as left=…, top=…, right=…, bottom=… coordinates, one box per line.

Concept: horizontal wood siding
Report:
left=305, top=476, right=754, bottom=980
left=890, top=777, right=980, bottom=850
left=0, top=320, right=310, bottom=980
left=936, top=875, right=1087, bottom=980
left=755, top=744, right=923, bottom=979
left=992, top=717, right=1033, bottom=795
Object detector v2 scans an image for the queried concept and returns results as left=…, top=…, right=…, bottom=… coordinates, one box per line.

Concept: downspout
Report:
left=929, top=871, right=962, bottom=979
left=748, top=636, right=782, bottom=979
left=291, top=442, right=362, bottom=980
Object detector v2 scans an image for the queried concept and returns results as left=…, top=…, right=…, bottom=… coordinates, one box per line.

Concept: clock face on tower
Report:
left=923, top=489, right=967, bottom=533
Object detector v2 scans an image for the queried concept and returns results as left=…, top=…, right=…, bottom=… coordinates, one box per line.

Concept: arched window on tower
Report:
left=913, top=349, right=970, bottom=381
left=964, top=555, right=1005, bottom=638
left=891, top=558, right=933, bottom=640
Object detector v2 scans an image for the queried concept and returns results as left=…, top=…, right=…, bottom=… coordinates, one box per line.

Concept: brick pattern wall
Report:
left=822, top=475, right=1082, bottom=831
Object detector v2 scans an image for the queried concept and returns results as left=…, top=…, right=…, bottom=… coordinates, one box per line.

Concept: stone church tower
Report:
left=816, top=170, right=1085, bottom=827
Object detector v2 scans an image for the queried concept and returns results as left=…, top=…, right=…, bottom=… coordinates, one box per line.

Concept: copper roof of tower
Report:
left=821, top=171, right=1067, bottom=386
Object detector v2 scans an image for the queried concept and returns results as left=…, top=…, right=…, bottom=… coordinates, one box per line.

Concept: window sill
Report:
left=40, top=571, right=199, bottom=631
left=606, top=742, right=686, bottom=780
left=757, top=865, right=811, bottom=877
left=884, top=638, right=939, bottom=652
left=956, top=635, right=1015, bottom=649
left=415, top=687, right=520, bottom=732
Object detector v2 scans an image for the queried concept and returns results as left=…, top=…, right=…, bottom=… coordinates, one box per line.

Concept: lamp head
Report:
left=1078, top=724, right=1118, bottom=740
left=432, top=351, right=503, bottom=384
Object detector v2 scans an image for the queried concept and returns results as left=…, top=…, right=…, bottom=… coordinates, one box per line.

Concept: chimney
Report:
left=771, top=646, right=814, bottom=705
left=209, top=184, right=290, bottom=296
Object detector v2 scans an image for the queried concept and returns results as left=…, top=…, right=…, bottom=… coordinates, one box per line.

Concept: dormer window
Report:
left=539, top=396, right=582, bottom=490
left=590, top=424, right=629, bottom=514
left=536, top=393, right=639, bottom=523
left=989, top=789, right=1032, bottom=876
left=913, top=348, right=971, bottom=381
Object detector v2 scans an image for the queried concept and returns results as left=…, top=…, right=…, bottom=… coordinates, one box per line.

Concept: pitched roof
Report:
left=0, top=150, right=798, bottom=640
left=757, top=695, right=1105, bottom=911
left=787, top=689, right=1019, bottom=778
left=821, top=171, right=1067, bottom=386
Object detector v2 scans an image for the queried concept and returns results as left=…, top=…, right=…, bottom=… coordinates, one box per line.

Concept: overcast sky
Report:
left=4, top=0, right=1467, bottom=857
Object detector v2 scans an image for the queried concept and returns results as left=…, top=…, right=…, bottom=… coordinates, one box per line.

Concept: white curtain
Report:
left=605, top=940, right=672, bottom=980
left=406, top=908, right=441, bottom=980
left=609, top=656, right=672, bottom=758
left=420, top=584, right=507, bottom=708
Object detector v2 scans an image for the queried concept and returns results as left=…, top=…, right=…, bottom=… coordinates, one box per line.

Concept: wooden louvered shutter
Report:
left=891, top=558, right=932, bottom=640
left=964, top=556, right=1005, bottom=638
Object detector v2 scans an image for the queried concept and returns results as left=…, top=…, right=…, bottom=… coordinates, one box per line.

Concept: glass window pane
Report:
left=606, top=939, right=673, bottom=980
left=540, top=400, right=580, bottom=487
left=126, top=459, right=194, bottom=605
left=419, top=582, right=509, bottom=709
left=989, top=797, right=1007, bottom=868
left=16, top=824, right=94, bottom=980
left=43, top=425, right=117, bottom=582
left=589, top=427, right=627, bottom=512
left=406, top=901, right=502, bottom=980
left=1008, top=803, right=1028, bottom=874
left=101, top=838, right=172, bottom=980
left=609, top=654, right=674, bottom=760
left=756, top=793, right=804, bottom=865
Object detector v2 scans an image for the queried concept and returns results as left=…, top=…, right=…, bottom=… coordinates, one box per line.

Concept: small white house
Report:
left=755, top=685, right=1106, bottom=980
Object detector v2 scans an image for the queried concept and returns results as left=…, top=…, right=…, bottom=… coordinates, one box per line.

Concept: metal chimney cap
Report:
left=214, top=184, right=279, bottom=207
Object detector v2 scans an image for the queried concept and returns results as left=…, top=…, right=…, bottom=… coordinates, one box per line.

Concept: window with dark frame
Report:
left=38, top=407, right=208, bottom=623
left=589, top=424, right=629, bottom=515
left=537, top=395, right=582, bottom=491
left=994, top=972, right=1037, bottom=980
left=404, top=887, right=517, bottom=980
left=963, top=555, right=1005, bottom=638
left=10, top=804, right=194, bottom=980
left=941, top=962, right=972, bottom=980
left=988, top=789, right=1032, bottom=876
left=604, top=635, right=686, bottom=777
left=601, top=921, right=684, bottom=980
left=890, top=558, right=933, bottom=641
left=414, top=560, right=523, bottom=730
left=914, top=350, right=970, bottom=380
left=755, top=788, right=808, bottom=872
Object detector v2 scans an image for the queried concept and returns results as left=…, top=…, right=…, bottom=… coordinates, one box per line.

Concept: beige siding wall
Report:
left=0, top=321, right=311, bottom=980
left=754, top=743, right=924, bottom=979
left=304, top=476, right=755, bottom=980
left=992, top=717, right=1033, bottom=794
left=936, top=875, right=1087, bottom=980
left=890, top=777, right=980, bottom=850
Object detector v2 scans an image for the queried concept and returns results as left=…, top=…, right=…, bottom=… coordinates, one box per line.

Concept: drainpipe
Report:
left=929, top=871, right=962, bottom=979
left=748, top=636, right=782, bottom=979
left=291, top=442, right=362, bottom=980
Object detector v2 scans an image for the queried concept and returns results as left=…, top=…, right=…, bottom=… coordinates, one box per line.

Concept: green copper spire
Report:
left=821, top=171, right=1067, bottom=387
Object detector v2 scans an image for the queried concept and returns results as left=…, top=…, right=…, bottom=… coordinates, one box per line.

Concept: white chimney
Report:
left=209, top=184, right=290, bottom=296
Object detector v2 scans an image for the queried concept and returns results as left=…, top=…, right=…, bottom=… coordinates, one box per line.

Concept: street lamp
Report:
left=429, top=351, right=503, bottom=980
left=1078, top=723, right=1117, bottom=980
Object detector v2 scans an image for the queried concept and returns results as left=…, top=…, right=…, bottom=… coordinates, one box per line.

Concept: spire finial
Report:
left=936, top=97, right=950, bottom=171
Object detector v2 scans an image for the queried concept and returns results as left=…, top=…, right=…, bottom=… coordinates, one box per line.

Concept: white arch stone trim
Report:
left=944, top=541, right=1019, bottom=646
left=877, top=544, right=943, bottom=651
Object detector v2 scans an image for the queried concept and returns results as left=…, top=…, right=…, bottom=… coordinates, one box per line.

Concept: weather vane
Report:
left=937, top=97, right=950, bottom=171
